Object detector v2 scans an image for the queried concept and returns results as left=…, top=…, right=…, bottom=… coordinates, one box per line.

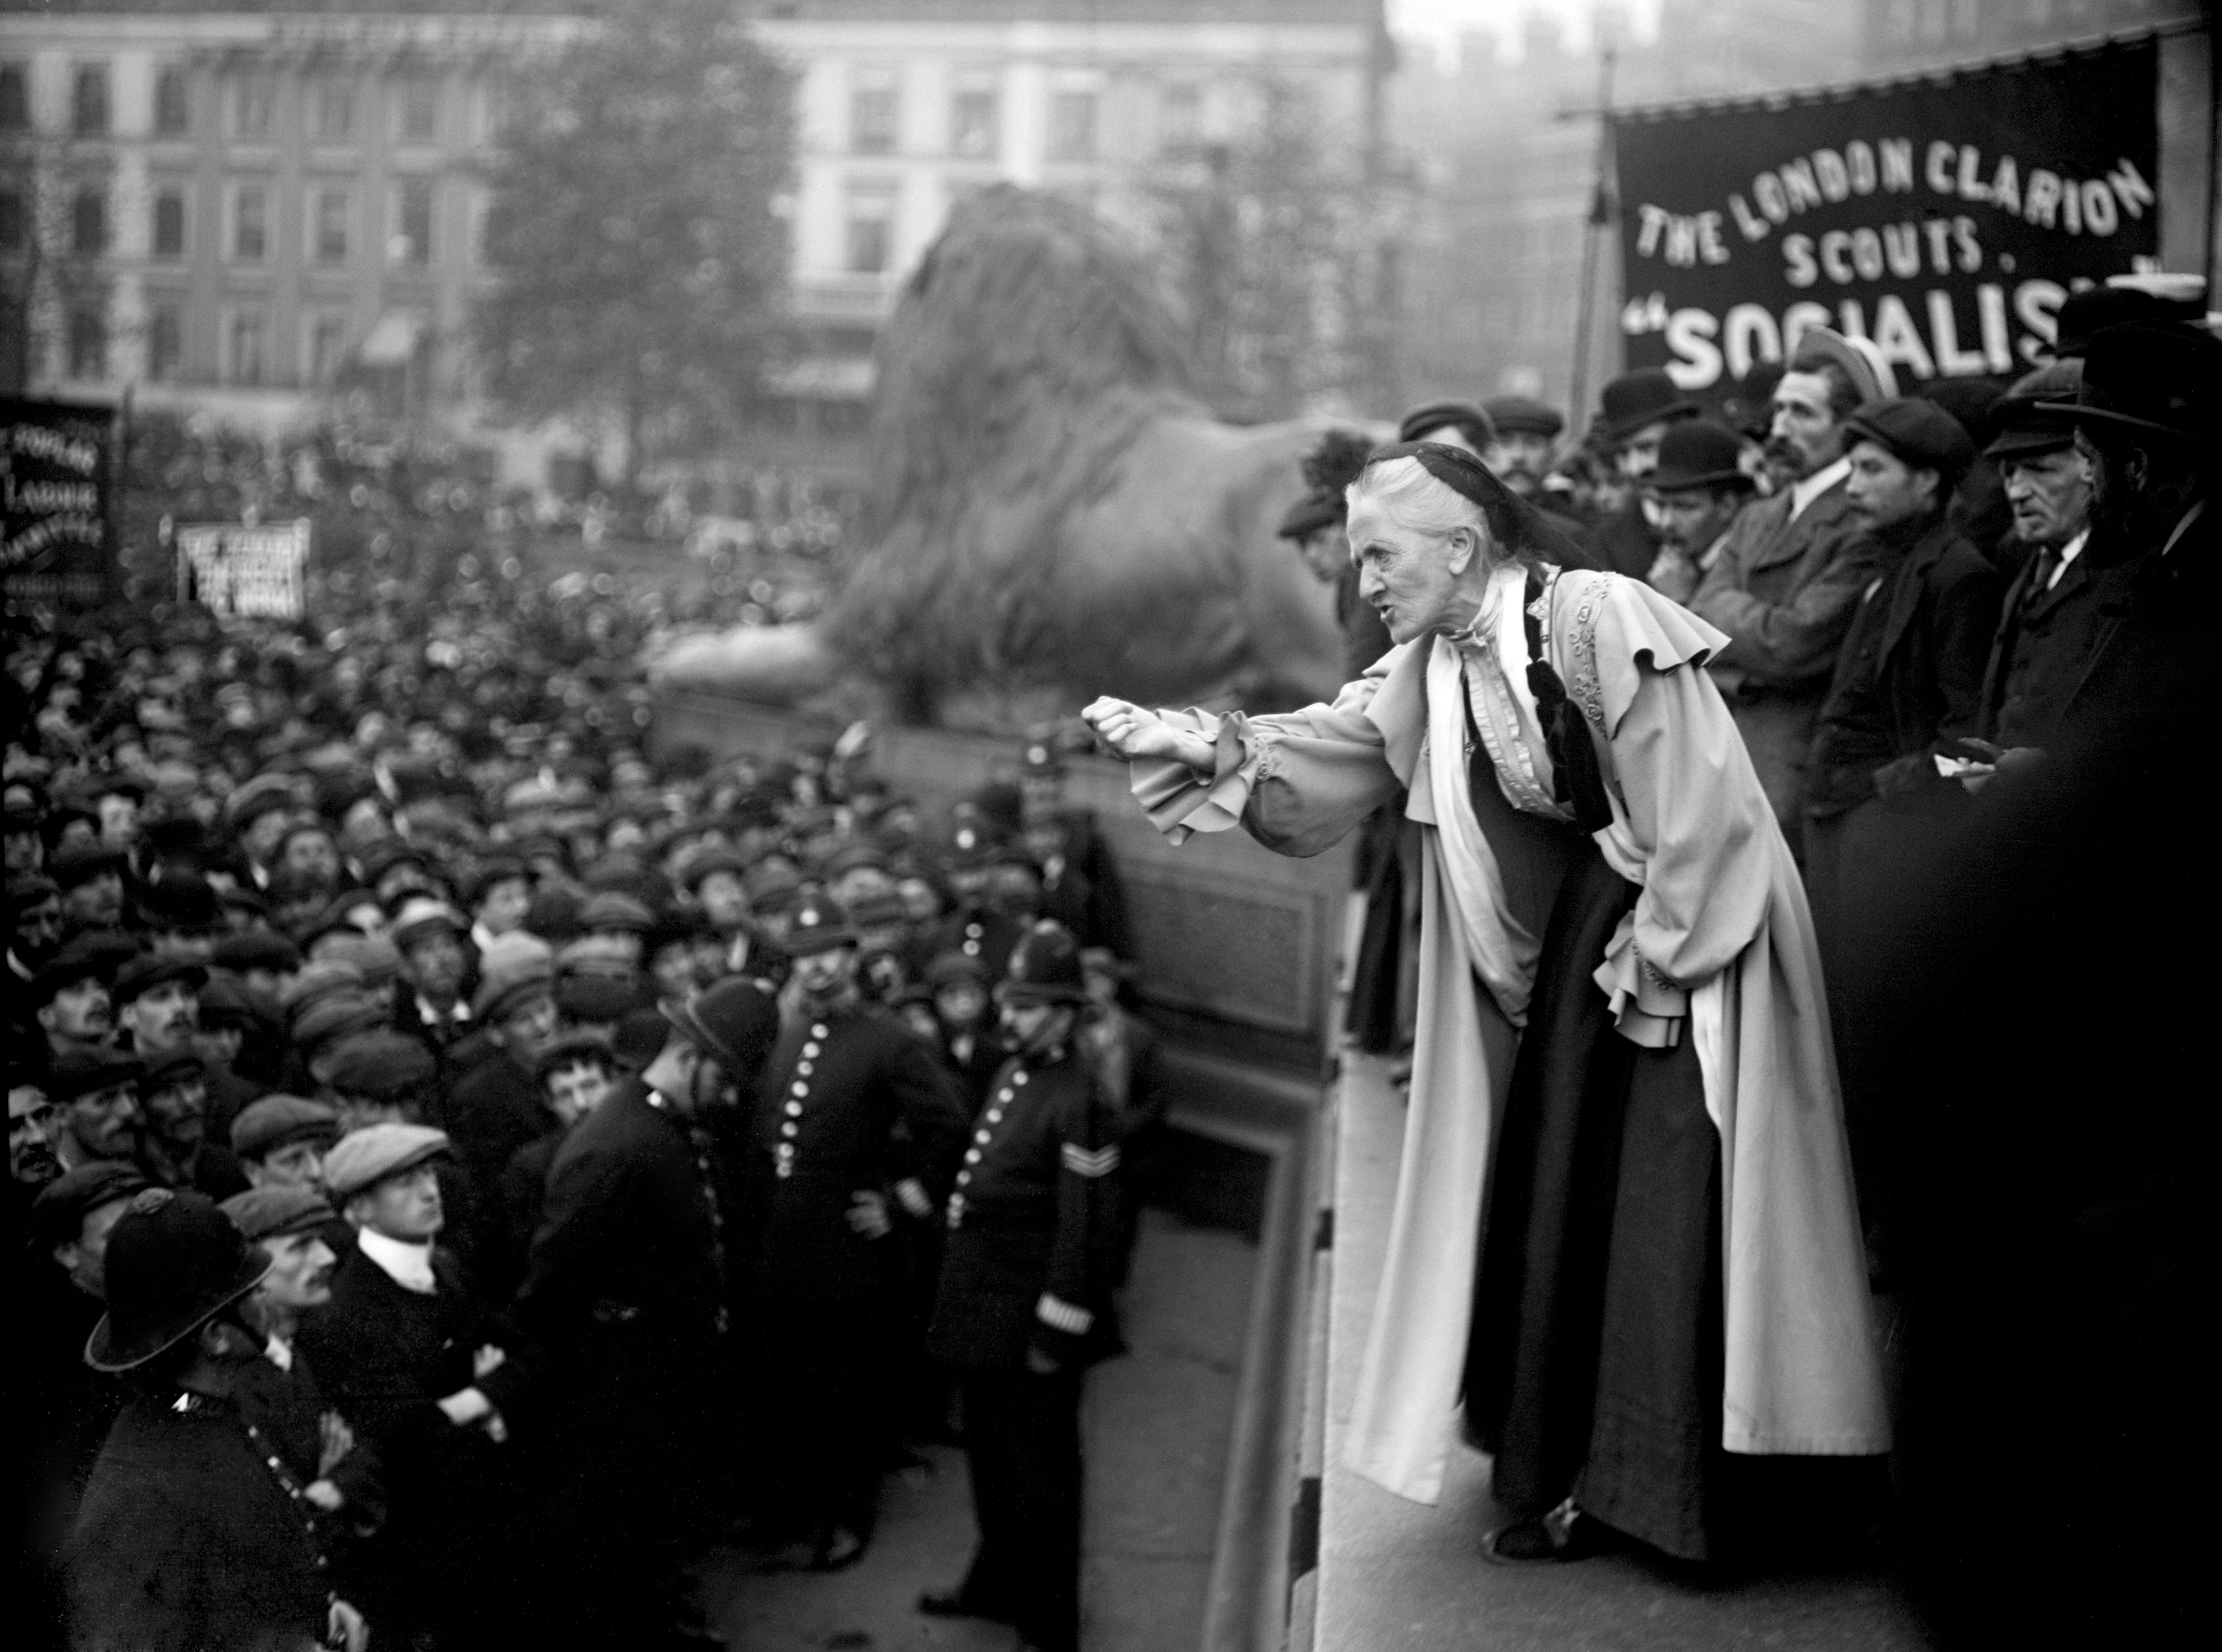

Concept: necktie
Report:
left=2023, top=547, right=2057, bottom=609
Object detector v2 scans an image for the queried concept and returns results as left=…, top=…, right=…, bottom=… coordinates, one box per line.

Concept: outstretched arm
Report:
left=1082, top=698, right=1215, bottom=772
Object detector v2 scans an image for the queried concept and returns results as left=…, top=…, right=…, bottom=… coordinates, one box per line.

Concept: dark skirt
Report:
left=1460, top=840, right=1726, bottom=1560
left=1345, top=803, right=1412, bottom=1054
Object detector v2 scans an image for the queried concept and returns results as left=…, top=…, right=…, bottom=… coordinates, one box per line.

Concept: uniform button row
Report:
left=784, top=1100, right=802, bottom=1118
left=984, top=1109, right=1001, bottom=1124
left=781, top=1122, right=798, bottom=1139
left=802, top=1042, right=821, bottom=1059
left=1013, top=1071, right=1028, bottom=1086
left=974, top=1128, right=991, bottom=1143
left=797, top=1061, right=814, bottom=1076
left=810, top=1023, right=829, bottom=1039
left=965, top=1149, right=980, bottom=1164
left=791, top=1081, right=809, bottom=1097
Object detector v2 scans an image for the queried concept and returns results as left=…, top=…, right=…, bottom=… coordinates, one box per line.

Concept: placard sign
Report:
left=2, top=399, right=116, bottom=609
left=1614, top=39, right=2161, bottom=393
left=176, top=521, right=310, bottom=619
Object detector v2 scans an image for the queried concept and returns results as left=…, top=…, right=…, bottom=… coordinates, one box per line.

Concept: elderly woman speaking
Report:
left=1084, top=442, right=1885, bottom=1565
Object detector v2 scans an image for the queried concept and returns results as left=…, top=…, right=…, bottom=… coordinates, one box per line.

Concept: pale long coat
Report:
left=1132, top=567, right=1889, bottom=1504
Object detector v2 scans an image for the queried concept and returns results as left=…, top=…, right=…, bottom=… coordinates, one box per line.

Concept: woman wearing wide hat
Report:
left=61, top=1188, right=372, bottom=1651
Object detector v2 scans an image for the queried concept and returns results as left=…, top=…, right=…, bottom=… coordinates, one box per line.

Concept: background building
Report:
left=2, top=1, right=1388, bottom=461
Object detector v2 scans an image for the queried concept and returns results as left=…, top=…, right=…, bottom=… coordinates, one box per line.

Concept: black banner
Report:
left=3, top=398, right=117, bottom=610
left=1613, top=40, right=2160, bottom=396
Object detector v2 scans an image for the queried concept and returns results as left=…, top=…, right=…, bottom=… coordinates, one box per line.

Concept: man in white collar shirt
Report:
left=299, top=1123, right=528, bottom=1649
left=1689, top=327, right=1889, bottom=833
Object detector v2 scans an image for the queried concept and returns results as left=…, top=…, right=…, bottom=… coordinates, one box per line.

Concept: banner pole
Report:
left=1568, top=44, right=1614, bottom=432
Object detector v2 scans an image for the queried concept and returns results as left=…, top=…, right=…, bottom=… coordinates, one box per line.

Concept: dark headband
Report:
left=1357, top=441, right=1600, bottom=575
left=1363, top=440, right=1496, bottom=507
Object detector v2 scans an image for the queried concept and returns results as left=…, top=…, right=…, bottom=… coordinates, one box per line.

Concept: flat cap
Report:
left=279, top=960, right=367, bottom=1022
left=556, top=933, right=637, bottom=981
left=47, top=1047, right=145, bottom=1101
left=229, top=1094, right=340, bottom=1160
left=139, top=1048, right=206, bottom=1089
left=111, top=954, right=209, bottom=1007
left=1397, top=399, right=1496, bottom=449
left=30, top=1161, right=151, bottom=1249
left=473, top=961, right=556, bottom=1023
left=212, top=930, right=302, bottom=975
left=676, top=844, right=749, bottom=891
left=320, top=1030, right=437, bottom=1100
left=578, top=890, right=655, bottom=934
left=1843, top=397, right=1975, bottom=481
left=224, top=773, right=298, bottom=829
left=1483, top=394, right=1565, bottom=438
left=317, top=933, right=403, bottom=991
left=1983, top=361, right=2081, bottom=461
left=389, top=896, right=465, bottom=952
left=48, top=841, right=126, bottom=888
left=7, top=871, right=58, bottom=910
left=220, top=1184, right=338, bottom=1241
left=322, top=1122, right=450, bottom=1201
left=291, top=992, right=392, bottom=1054
left=27, top=940, right=115, bottom=1005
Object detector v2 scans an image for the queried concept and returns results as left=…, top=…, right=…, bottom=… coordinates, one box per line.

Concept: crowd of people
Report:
left=1099, top=283, right=2206, bottom=1645
left=8, top=491, right=1160, bottom=1652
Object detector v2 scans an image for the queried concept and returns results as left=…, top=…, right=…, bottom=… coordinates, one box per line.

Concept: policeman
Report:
left=918, top=920, right=1123, bottom=1652
left=741, top=892, right=969, bottom=1570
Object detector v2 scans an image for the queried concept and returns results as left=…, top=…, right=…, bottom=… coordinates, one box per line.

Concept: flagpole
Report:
left=1568, top=43, right=1616, bottom=431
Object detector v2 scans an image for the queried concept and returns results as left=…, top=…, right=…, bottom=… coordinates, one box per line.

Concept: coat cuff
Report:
left=1036, top=1292, right=1094, bottom=1336
left=1129, top=710, right=1264, bottom=845
left=1594, top=915, right=1688, bottom=1048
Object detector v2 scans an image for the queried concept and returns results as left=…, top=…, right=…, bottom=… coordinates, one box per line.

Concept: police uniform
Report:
left=741, top=896, right=970, bottom=1558
left=922, top=922, right=1122, bottom=1652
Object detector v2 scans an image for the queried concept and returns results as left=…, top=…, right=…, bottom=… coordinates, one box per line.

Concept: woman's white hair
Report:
left=1345, top=455, right=1487, bottom=543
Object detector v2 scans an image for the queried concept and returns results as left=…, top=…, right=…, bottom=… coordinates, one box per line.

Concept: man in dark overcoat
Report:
left=739, top=894, right=970, bottom=1568
left=297, top=1124, right=528, bottom=1647
left=62, top=1188, right=371, bottom=1652
left=919, top=921, right=1123, bottom=1652
left=1800, top=398, right=2003, bottom=1261
left=513, top=978, right=777, bottom=1648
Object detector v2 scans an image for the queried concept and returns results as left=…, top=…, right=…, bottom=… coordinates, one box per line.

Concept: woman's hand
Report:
left=1083, top=698, right=1216, bottom=773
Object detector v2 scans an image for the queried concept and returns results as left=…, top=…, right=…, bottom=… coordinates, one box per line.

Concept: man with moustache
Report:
left=30, top=942, right=117, bottom=1066
left=1690, top=329, right=1889, bottom=833
left=1640, top=420, right=1759, bottom=605
left=136, top=1049, right=248, bottom=1199
left=112, top=955, right=206, bottom=1071
left=1483, top=394, right=1592, bottom=540
left=8, top=873, right=66, bottom=981
left=48, top=843, right=127, bottom=932
left=1589, top=367, right=1701, bottom=579
left=742, top=894, right=970, bottom=1570
left=46, top=1049, right=146, bottom=1172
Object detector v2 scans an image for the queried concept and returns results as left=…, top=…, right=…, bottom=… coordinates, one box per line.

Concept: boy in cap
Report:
left=62, top=1189, right=372, bottom=1652
left=918, top=921, right=1124, bottom=1652
left=300, top=1124, right=527, bottom=1649
left=231, top=1093, right=342, bottom=1191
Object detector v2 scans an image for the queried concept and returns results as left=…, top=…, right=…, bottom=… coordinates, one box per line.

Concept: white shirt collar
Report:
left=1789, top=456, right=1852, bottom=522
left=264, top=1332, right=294, bottom=1370
left=357, top=1226, right=437, bottom=1294
left=2047, top=528, right=2090, bottom=589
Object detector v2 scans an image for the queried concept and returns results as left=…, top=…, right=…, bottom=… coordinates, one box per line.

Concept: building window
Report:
left=229, top=309, right=266, bottom=385
left=71, top=186, right=106, bottom=257
left=1160, top=84, right=1202, bottom=154
left=851, top=69, right=898, bottom=155
left=1048, top=90, right=1097, bottom=163
left=950, top=78, right=998, bottom=160
left=0, top=63, right=28, bottom=133
left=234, top=186, right=267, bottom=261
left=0, top=187, right=22, bottom=253
left=391, top=177, right=434, bottom=265
left=311, top=79, right=355, bottom=143
left=148, top=302, right=184, bottom=381
left=312, top=188, right=350, bottom=263
left=152, top=187, right=187, bottom=258
left=154, top=66, right=190, bottom=135
left=396, top=76, right=440, bottom=144
left=233, top=76, right=275, bottom=139
left=844, top=181, right=896, bottom=275
left=72, top=65, right=111, bottom=137
left=68, top=306, right=107, bottom=379
left=307, top=312, right=349, bottom=384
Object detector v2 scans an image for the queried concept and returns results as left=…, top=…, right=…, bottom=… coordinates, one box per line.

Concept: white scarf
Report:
left=1424, top=624, right=1543, bottom=1028
left=357, top=1227, right=437, bottom=1294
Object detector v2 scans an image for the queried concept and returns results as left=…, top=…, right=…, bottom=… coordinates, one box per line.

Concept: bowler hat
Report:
left=220, top=1184, right=337, bottom=1242
left=2036, top=320, right=2222, bottom=443
left=779, top=894, right=857, bottom=956
left=1597, top=369, right=1699, bottom=442
left=1483, top=395, right=1565, bottom=439
left=2051, top=282, right=2205, bottom=357
left=997, top=920, right=1089, bottom=1005
left=1397, top=400, right=1496, bottom=450
left=657, top=976, right=779, bottom=1077
left=87, top=1189, right=273, bottom=1372
left=322, top=1122, right=450, bottom=1202
left=1983, top=361, right=2081, bottom=461
left=1647, top=420, right=1755, bottom=495
left=30, top=1160, right=150, bottom=1251
left=1843, top=398, right=1976, bottom=484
